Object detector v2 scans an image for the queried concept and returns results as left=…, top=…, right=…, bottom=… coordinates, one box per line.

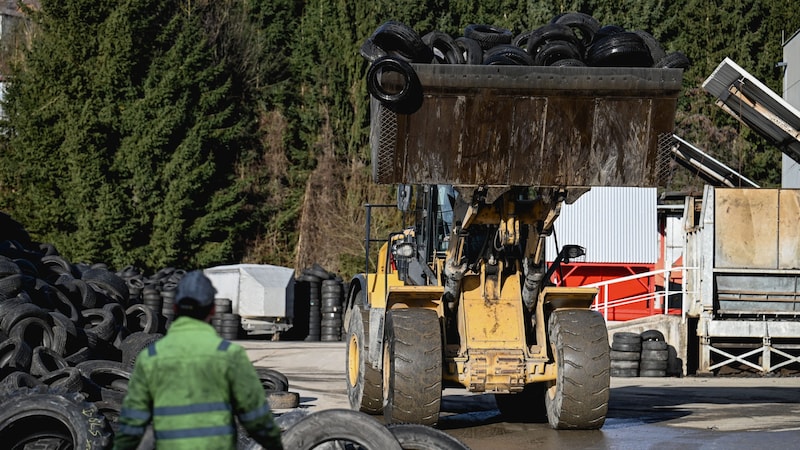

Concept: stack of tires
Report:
left=299, top=264, right=335, bottom=341
left=639, top=329, right=668, bottom=378
left=320, top=279, right=344, bottom=342
left=212, top=298, right=242, bottom=340
left=610, top=332, right=642, bottom=377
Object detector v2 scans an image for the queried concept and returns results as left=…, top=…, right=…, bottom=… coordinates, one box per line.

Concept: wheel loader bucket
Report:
left=370, top=64, right=682, bottom=187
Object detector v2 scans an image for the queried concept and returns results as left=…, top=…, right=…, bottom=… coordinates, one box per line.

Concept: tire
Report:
left=484, top=44, right=534, bottom=66
left=281, top=408, right=402, bottom=450
left=642, top=340, right=668, bottom=351
left=525, top=24, right=581, bottom=56
left=125, top=304, right=160, bottom=334
left=552, top=12, right=600, bottom=49
left=346, top=302, right=383, bottom=414
left=587, top=32, right=653, bottom=67
left=0, top=371, right=42, bottom=394
left=370, top=21, right=433, bottom=63
left=640, top=349, right=669, bottom=361
left=120, top=331, right=163, bottom=368
left=653, top=51, right=691, bottom=69
left=533, top=40, right=582, bottom=66
left=610, top=368, right=638, bottom=378
left=633, top=30, right=666, bottom=63
left=38, top=367, right=84, bottom=393
left=610, top=359, right=639, bottom=370
left=610, top=350, right=640, bottom=361
left=454, top=37, right=483, bottom=65
left=464, top=24, right=513, bottom=50
left=611, top=341, right=641, bottom=352
left=29, top=346, right=69, bottom=377
left=0, top=337, right=32, bottom=376
left=640, top=329, right=665, bottom=342
left=639, top=369, right=667, bottom=377
left=422, top=30, right=465, bottom=64
left=545, top=309, right=610, bottom=430
left=80, top=308, right=116, bottom=342
left=387, top=423, right=471, bottom=450
left=612, top=332, right=641, bottom=343
left=639, top=359, right=668, bottom=371
left=367, top=56, right=424, bottom=115
left=383, top=308, right=442, bottom=426
left=81, top=268, right=129, bottom=304
left=265, top=390, right=300, bottom=409
left=9, top=316, right=55, bottom=351
left=0, top=385, right=113, bottom=449
left=257, top=368, right=289, bottom=392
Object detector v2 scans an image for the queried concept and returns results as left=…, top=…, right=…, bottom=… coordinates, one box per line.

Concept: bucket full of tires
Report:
left=362, top=13, right=689, bottom=115
left=610, top=330, right=682, bottom=377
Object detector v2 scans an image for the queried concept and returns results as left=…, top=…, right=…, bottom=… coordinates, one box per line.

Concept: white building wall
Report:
left=546, top=187, right=658, bottom=264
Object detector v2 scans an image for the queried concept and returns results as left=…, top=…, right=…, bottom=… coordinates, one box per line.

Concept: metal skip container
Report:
left=204, top=264, right=295, bottom=335
left=370, top=64, right=683, bottom=187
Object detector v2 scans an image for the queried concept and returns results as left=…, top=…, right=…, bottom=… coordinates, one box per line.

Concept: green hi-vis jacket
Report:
left=113, top=316, right=283, bottom=450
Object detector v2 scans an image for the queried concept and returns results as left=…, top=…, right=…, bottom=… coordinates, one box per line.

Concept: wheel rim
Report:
left=347, top=332, right=359, bottom=387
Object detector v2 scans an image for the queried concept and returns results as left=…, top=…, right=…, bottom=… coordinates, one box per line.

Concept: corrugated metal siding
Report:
left=545, top=187, right=657, bottom=263
left=783, top=30, right=800, bottom=187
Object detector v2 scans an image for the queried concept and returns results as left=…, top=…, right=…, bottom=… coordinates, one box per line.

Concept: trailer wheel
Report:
left=383, top=308, right=442, bottom=426
left=545, top=309, right=610, bottom=429
left=346, top=302, right=383, bottom=414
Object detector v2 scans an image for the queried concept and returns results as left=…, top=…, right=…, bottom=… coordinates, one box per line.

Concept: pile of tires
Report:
left=610, top=332, right=642, bottom=377
left=362, top=14, right=690, bottom=114
left=297, top=264, right=339, bottom=341
left=639, top=329, right=669, bottom=378
left=211, top=298, right=243, bottom=340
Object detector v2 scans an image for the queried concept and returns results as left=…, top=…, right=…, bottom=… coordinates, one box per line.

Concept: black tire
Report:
left=125, top=304, right=160, bottom=334
left=281, top=408, right=402, bottom=450
left=370, top=21, right=433, bottom=63
left=545, top=309, right=610, bottom=430
left=367, top=56, right=424, bottom=114
left=640, top=349, right=669, bottom=361
left=640, top=329, right=665, bottom=342
left=587, top=32, right=653, bottom=67
left=464, top=24, right=513, bottom=50
left=609, top=350, right=640, bottom=361
left=454, top=36, right=484, bottom=65
left=610, top=359, right=639, bottom=370
left=0, top=371, right=42, bottom=394
left=0, top=385, right=113, bottom=449
left=612, top=332, right=641, bottom=343
left=80, top=308, right=116, bottom=342
left=9, top=316, right=55, bottom=351
left=525, top=24, right=582, bottom=56
left=257, top=369, right=289, bottom=392
left=1, top=302, right=48, bottom=334
left=552, top=12, right=601, bottom=49
left=346, top=302, right=383, bottom=414
left=383, top=308, right=442, bottom=426
left=642, top=340, right=668, bottom=351
left=484, top=44, right=534, bottom=66
left=422, top=30, right=465, bottom=65
left=533, top=40, right=583, bottom=66
left=633, top=30, right=666, bottom=63
left=0, top=337, right=32, bottom=376
left=639, top=369, right=667, bottom=378
left=483, top=54, right=520, bottom=66
left=29, top=346, right=69, bottom=377
left=610, top=368, right=639, bottom=377
left=639, top=359, right=668, bottom=371
left=38, top=367, right=84, bottom=393
left=653, top=51, right=691, bottom=69
left=265, top=390, right=300, bottom=409
left=81, top=268, right=129, bottom=304
left=387, top=423, right=471, bottom=450
left=611, top=341, right=641, bottom=352
left=120, top=331, right=163, bottom=368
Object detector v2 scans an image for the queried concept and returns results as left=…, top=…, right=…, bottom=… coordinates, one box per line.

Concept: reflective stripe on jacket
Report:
left=113, top=316, right=282, bottom=450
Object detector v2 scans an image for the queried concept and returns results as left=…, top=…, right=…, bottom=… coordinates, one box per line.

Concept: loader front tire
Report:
left=545, top=309, right=610, bottom=429
left=346, top=302, right=383, bottom=414
left=383, top=308, right=442, bottom=425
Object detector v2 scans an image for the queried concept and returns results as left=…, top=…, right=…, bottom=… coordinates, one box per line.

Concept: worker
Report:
left=113, top=270, right=283, bottom=450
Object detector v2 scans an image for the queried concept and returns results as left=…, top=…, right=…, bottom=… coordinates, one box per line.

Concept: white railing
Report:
left=580, top=267, right=696, bottom=321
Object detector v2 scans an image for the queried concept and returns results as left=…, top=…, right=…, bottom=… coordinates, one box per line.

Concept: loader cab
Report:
left=413, top=184, right=457, bottom=263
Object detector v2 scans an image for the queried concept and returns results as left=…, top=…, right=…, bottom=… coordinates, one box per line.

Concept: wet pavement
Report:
left=242, top=341, right=800, bottom=449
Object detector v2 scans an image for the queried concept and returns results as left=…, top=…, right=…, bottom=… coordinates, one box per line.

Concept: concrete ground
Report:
left=241, top=340, right=800, bottom=449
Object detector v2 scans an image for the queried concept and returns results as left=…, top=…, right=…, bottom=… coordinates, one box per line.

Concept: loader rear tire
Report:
left=346, top=302, right=383, bottom=414
left=383, top=308, right=442, bottom=426
left=545, top=309, right=610, bottom=429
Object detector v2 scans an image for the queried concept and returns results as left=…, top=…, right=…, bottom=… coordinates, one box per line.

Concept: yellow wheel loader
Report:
left=345, top=64, right=682, bottom=429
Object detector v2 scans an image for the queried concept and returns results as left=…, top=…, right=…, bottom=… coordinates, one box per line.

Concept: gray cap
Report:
left=175, top=270, right=217, bottom=308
